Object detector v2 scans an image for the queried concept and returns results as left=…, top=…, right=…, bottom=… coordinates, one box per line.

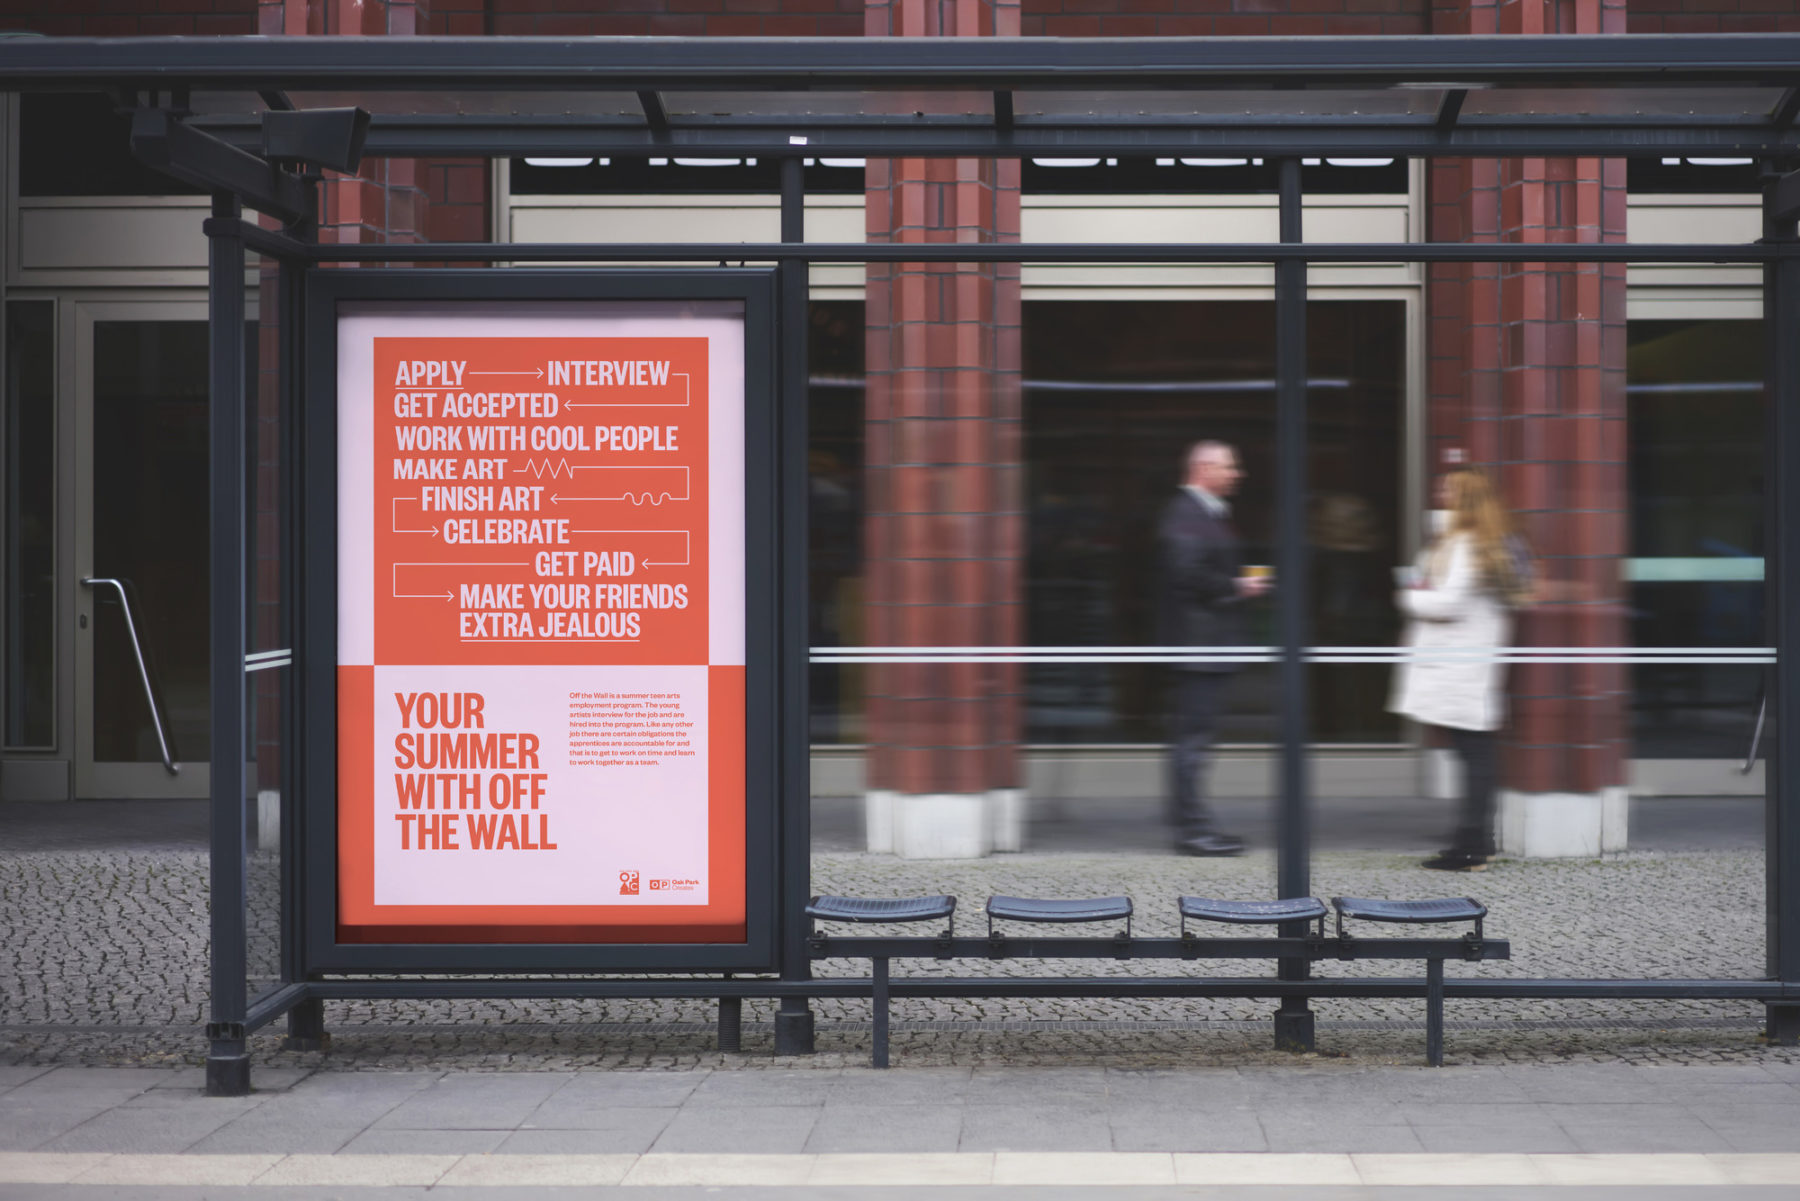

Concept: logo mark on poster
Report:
left=619, top=870, right=640, bottom=896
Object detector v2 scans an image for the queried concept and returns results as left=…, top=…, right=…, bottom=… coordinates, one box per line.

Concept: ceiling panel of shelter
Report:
left=1013, top=89, right=1445, bottom=118
left=660, top=91, right=993, bottom=118
left=282, top=90, right=644, bottom=117
left=1461, top=86, right=1788, bottom=117
left=184, top=92, right=268, bottom=115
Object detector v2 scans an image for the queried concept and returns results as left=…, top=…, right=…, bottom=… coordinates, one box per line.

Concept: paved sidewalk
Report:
left=2, top=1063, right=1799, bottom=1197
left=4, top=797, right=1796, bottom=1072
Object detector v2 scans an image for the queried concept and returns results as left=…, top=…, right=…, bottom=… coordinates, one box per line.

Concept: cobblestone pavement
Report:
left=3, top=801, right=1797, bottom=1072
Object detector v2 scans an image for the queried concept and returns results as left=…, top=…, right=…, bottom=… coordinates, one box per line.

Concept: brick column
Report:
left=862, top=0, right=1025, bottom=857
left=250, top=0, right=481, bottom=796
left=1427, top=0, right=1630, bottom=856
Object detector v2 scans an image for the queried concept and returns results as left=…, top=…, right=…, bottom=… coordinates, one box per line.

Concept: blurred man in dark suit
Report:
left=1158, top=440, right=1268, bottom=856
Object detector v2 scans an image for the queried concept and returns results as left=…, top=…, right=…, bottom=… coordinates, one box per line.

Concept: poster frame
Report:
left=300, top=268, right=781, bottom=975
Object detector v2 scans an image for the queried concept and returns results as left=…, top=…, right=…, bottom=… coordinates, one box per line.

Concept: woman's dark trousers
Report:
left=1447, top=726, right=1497, bottom=857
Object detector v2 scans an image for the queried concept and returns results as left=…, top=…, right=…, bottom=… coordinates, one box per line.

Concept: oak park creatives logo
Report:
left=619, top=870, right=640, bottom=896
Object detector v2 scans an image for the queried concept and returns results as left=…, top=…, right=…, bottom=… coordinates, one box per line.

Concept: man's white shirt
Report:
left=1183, top=484, right=1229, bottom=518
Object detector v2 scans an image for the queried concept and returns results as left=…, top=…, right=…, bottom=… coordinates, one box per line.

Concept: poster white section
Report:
left=372, top=664, right=711, bottom=907
left=707, top=320, right=746, bottom=666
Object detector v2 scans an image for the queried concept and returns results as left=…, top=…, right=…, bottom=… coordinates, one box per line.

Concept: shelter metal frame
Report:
left=3, top=34, right=1799, bottom=1094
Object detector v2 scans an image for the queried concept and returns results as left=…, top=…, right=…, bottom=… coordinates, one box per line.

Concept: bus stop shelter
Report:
left=1, top=33, right=1798, bottom=1094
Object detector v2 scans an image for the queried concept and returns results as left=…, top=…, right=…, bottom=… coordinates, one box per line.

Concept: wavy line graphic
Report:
left=512, top=458, right=579, bottom=479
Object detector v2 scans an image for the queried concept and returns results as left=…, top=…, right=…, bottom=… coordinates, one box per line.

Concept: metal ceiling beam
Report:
left=184, top=113, right=1800, bottom=160
left=129, top=108, right=313, bottom=225
left=208, top=224, right=1783, bottom=263
left=1769, top=166, right=1800, bottom=224
left=636, top=89, right=669, bottom=139
left=1435, top=88, right=1467, bottom=132
left=6, top=34, right=1800, bottom=91
left=1776, top=86, right=1800, bottom=129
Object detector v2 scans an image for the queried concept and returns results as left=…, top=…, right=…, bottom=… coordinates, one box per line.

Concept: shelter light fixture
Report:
left=261, top=106, right=370, bottom=175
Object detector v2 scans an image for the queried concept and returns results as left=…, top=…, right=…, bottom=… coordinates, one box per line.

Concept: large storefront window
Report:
left=1025, top=300, right=1405, bottom=746
left=807, top=298, right=1407, bottom=748
left=1627, top=319, right=1764, bottom=759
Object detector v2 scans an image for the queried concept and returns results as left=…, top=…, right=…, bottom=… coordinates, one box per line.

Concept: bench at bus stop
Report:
left=805, top=893, right=1507, bottom=1068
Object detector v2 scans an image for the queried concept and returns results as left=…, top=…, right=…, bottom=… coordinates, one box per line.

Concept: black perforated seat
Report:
left=807, top=894, right=956, bottom=924
left=986, top=896, right=1132, bottom=933
left=1332, top=896, right=1485, bottom=924
left=1179, top=896, right=1329, bottom=924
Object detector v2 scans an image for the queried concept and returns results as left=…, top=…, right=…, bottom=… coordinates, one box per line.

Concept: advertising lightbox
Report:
left=310, top=277, right=776, bottom=962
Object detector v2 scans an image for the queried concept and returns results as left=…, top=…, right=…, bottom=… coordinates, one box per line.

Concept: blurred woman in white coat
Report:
left=1390, top=467, right=1524, bottom=872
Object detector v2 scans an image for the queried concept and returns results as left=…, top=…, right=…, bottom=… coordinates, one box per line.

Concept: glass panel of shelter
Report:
left=806, top=261, right=1288, bottom=982
left=1306, top=220, right=1770, bottom=1041
left=799, top=170, right=1772, bottom=1054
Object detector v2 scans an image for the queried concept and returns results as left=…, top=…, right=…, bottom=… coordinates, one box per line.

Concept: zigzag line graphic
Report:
left=513, top=458, right=578, bottom=479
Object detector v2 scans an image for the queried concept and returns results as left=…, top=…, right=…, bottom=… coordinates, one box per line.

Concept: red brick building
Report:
left=0, top=0, right=1774, bottom=862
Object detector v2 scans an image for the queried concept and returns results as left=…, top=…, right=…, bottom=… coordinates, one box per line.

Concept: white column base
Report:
left=864, top=789, right=897, bottom=854
left=988, top=787, right=1026, bottom=853
left=1498, top=786, right=1629, bottom=859
left=865, top=790, right=1028, bottom=859
left=893, top=793, right=992, bottom=860
left=256, top=789, right=280, bottom=854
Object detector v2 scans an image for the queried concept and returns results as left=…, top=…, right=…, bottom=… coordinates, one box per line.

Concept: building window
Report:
left=1627, top=319, right=1764, bottom=759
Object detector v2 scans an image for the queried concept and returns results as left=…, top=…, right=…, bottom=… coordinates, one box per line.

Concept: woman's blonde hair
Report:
left=1442, top=467, right=1526, bottom=601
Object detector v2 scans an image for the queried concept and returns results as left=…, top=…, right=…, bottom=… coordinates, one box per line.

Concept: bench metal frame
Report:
left=4, top=33, right=1800, bottom=1094
left=808, top=933, right=1512, bottom=1067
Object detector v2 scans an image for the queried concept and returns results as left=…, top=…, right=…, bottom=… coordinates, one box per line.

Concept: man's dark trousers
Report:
left=1169, top=669, right=1232, bottom=843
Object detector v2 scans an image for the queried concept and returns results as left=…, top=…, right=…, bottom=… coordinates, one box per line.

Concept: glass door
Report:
left=73, top=301, right=213, bottom=800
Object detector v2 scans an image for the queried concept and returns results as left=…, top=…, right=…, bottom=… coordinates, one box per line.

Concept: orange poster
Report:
left=335, top=306, right=746, bottom=943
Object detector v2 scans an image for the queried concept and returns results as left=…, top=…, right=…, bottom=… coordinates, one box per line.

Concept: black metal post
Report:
left=274, top=243, right=325, bottom=1054
left=872, top=957, right=891, bottom=1069
left=1272, top=158, right=1315, bottom=1054
left=1764, top=167, right=1800, bottom=1046
left=773, top=154, right=816, bottom=1056
left=205, top=192, right=252, bottom=1096
left=1425, top=958, right=1446, bottom=1066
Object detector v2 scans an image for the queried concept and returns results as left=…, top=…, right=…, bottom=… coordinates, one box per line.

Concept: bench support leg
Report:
left=774, top=998, right=815, bottom=1056
left=872, top=958, right=891, bottom=1069
left=1273, top=998, right=1314, bottom=1053
left=718, top=997, right=742, bottom=1053
left=1767, top=1003, right=1800, bottom=1047
left=1425, top=959, right=1446, bottom=1066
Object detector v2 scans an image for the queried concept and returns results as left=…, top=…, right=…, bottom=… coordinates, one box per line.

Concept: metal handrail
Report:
left=80, top=577, right=179, bottom=775
left=1743, top=690, right=1768, bottom=776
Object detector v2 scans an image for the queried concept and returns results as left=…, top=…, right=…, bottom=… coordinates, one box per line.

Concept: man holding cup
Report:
left=1157, top=440, right=1270, bottom=856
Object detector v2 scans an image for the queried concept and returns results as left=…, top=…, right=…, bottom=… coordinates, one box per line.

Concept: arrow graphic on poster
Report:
left=544, top=466, right=690, bottom=505
left=469, top=368, right=545, bottom=379
left=392, top=497, right=438, bottom=537
left=391, top=561, right=526, bottom=601
left=564, top=373, right=692, bottom=408
left=567, top=529, right=691, bottom=568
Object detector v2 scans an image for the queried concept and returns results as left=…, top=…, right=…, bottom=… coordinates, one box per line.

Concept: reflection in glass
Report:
left=5, top=302, right=55, bottom=748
